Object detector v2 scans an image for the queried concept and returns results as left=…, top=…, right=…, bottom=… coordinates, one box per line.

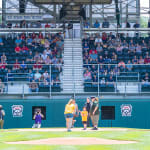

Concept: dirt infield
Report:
left=6, top=137, right=137, bottom=145
left=16, top=128, right=129, bottom=132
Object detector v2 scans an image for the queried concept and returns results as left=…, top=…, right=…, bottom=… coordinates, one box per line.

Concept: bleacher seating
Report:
left=82, top=32, right=150, bottom=92
left=0, top=32, right=64, bottom=93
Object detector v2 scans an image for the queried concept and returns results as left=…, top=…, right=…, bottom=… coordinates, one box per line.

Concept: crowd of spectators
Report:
left=0, top=31, right=64, bottom=93
left=82, top=32, right=150, bottom=91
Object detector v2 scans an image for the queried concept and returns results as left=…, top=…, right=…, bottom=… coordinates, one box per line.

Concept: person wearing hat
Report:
left=89, top=97, right=100, bottom=130
left=0, top=105, right=5, bottom=129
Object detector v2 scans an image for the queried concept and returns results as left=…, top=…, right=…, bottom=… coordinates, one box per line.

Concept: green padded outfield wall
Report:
left=0, top=99, right=150, bottom=129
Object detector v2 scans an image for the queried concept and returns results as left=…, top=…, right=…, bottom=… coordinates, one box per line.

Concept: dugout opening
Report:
left=101, top=106, right=115, bottom=120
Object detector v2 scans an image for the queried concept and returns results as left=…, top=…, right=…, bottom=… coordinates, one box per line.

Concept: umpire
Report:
left=90, top=97, right=100, bottom=130
left=0, top=105, right=5, bottom=129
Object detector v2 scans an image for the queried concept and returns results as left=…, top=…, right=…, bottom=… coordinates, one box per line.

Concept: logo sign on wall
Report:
left=121, top=104, right=132, bottom=117
left=11, top=105, right=23, bottom=117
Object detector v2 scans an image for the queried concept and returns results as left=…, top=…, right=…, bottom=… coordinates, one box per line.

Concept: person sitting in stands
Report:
left=34, top=70, right=42, bottom=81
left=107, top=75, right=114, bottom=85
left=1, top=53, right=7, bottom=63
left=102, top=19, right=109, bottom=28
left=26, top=35, right=33, bottom=46
left=20, top=60, right=27, bottom=72
left=15, top=44, right=21, bottom=53
left=13, top=59, right=20, bottom=70
left=0, top=37, right=3, bottom=45
left=84, top=69, right=92, bottom=81
left=29, top=80, right=38, bottom=93
left=33, top=61, right=42, bottom=70
left=144, top=55, right=150, bottom=64
left=133, top=21, right=140, bottom=28
left=138, top=56, right=144, bottom=64
left=15, top=36, right=22, bottom=45
left=94, top=20, right=100, bottom=28
left=90, top=50, right=98, bottom=60
left=22, top=45, right=29, bottom=53
left=7, top=22, right=12, bottom=28
left=118, top=60, right=125, bottom=69
left=0, top=59, right=6, bottom=70
left=126, top=60, right=133, bottom=72
left=45, top=23, right=50, bottom=28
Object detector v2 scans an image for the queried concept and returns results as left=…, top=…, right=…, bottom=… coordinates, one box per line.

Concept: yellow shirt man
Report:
left=64, top=104, right=75, bottom=114
left=81, top=110, right=88, bottom=122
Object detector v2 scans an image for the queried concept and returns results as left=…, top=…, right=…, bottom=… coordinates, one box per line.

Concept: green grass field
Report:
left=0, top=128, right=150, bottom=150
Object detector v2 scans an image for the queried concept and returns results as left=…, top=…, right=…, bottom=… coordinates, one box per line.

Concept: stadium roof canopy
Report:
left=34, top=0, right=112, bottom=4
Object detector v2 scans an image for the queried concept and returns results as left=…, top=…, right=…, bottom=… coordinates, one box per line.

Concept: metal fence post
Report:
left=98, top=64, right=100, bottom=97
left=49, top=65, right=52, bottom=99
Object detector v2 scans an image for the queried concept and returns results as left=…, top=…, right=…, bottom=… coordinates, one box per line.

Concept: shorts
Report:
left=82, top=121, right=87, bottom=124
left=65, top=113, right=73, bottom=118
left=91, top=114, right=99, bottom=125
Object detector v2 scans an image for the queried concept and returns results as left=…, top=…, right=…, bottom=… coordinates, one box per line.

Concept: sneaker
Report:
left=82, top=128, right=87, bottom=130
left=67, top=129, right=72, bottom=132
left=91, top=127, right=98, bottom=130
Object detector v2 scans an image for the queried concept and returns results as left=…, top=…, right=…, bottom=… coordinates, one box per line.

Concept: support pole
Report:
left=2, top=0, right=6, bottom=24
left=89, top=4, right=92, bottom=28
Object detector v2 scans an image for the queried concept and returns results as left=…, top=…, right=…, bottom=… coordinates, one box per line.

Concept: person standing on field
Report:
left=64, top=99, right=75, bottom=132
left=90, top=97, right=100, bottom=130
left=84, top=97, right=91, bottom=127
left=0, top=105, right=5, bottom=129
left=72, top=99, right=79, bottom=128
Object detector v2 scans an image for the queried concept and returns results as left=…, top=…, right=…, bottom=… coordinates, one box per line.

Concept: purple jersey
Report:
left=35, top=114, right=42, bottom=124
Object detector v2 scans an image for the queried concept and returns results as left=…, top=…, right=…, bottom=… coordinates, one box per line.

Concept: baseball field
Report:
left=0, top=128, right=150, bottom=150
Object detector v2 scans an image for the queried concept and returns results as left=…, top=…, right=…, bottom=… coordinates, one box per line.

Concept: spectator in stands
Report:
left=139, top=56, right=144, bottom=64
left=136, top=43, right=142, bottom=55
left=15, top=44, right=22, bottom=53
left=29, top=80, right=39, bottom=93
left=68, top=22, right=73, bottom=38
left=20, top=20, right=28, bottom=28
left=0, top=79, right=4, bottom=93
left=126, top=60, right=133, bottom=72
left=107, top=75, right=114, bottom=85
left=45, top=23, right=50, bottom=28
left=43, top=71, right=49, bottom=79
left=118, top=60, right=125, bottom=70
left=83, top=21, right=90, bottom=28
left=50, top=21, right=56, bottom=28
left=0, top=59, right=7, bottom=70
left=22, top=45, right=29, bottom=53
left=20, top=60, right=27, bottom=72
left=26, top=35, right=33, bottom=45
left=52, top=56, right=58, bottom=64
left=7, top=22, right=12, bottom=28
left=102, top=19, right=109, bottom=28
left=1, top=53, right=7, bottom=63
left=36, top=21, right=42, bottom=28
left=13, top=59, right=20, bottom=70
left=84, top=69, right=92, bottom=81
left=144, top=55, right=150, bottom=64
left=33, top=61, right=42, bottom=70
left=34, top=70, right=42, bottom=81
left=133, top=21, right=140, bottom=28
left=94, top=20, right=100, bottom=28
left=92, top=74, right=98, bottom=84
left=41, top=51, right=48, bottom=61
left=100, top=78, right=106, bottom=85
left=0, top=37, right=3, bottom=45
left=45, top=56, right=51, bottom=64
left=15, top=36, right=22, bottom=45
left=126, top=21, right=131, bottom=28
left=95, top=35, right=102, bottom=44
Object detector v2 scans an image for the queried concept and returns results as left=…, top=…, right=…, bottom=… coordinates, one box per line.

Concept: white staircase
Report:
left=62, top=38, right=84, bottom=93
left=117, top=82, right=139, bottom=93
